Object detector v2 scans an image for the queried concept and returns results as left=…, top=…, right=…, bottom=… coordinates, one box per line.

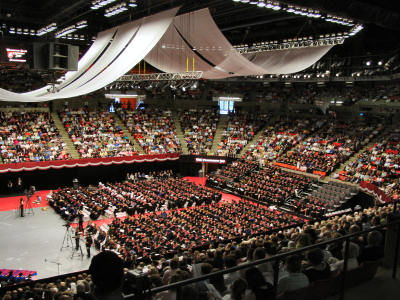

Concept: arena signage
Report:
left=6, top=48, right=28, bottom=62
left=195, top=158, right=226, bottom=164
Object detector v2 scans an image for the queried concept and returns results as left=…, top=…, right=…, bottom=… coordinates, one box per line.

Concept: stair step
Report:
left=112, top=113, right=146, bottom=155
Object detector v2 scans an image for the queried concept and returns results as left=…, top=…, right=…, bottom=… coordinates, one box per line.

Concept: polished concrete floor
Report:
left=0, top=207, right=97, bottom=279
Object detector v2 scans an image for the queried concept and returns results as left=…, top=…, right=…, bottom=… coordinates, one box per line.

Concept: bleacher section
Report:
left=59, top=109, right=137, bottom=158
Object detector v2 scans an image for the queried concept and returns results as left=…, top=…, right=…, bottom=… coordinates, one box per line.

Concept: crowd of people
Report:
left=208, top=163, right=312, bottom=206
left=0, top=65, right=46, bottom=93
left=49, top=171, right=221, bottom=222
left=215, top=112, right=265, bottom=157
left=0, top=111, right=70, bottom=163
left=117, top=107, right=181, bottom=154
left=337, top=133, right=400, bottom=199
left=60, top=109, right=137, bottom=158
left=277, top=121, right=381, bottom=175
left=242, top=118, right=325, bottom=162
left=179, top=109, right=219, bottom=155
left=98, top=199, right=302, bottom=261
left=1, top=272, right=92, bottom=300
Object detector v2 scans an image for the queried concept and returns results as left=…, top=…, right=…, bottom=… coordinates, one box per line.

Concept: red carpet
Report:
left=183, top=176, right=206, bottom=186
left=0, top=190, right=51, bottom=212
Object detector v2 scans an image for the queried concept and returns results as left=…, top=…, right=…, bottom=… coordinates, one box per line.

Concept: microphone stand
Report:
left=44, top=258, right=62, bottom=275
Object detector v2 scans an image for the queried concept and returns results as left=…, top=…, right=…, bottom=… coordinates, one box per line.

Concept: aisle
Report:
left=183, top=176, right=242, bottom=203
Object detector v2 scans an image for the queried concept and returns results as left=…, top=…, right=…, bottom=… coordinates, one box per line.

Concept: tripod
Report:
left=60, top=226, right=73, bottom=251
left=24, top=196, right=34, bottom=216
left=71, top=236, right=84, bottom=260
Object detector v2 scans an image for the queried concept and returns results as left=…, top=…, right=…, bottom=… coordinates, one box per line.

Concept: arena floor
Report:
left=0, top=206, right=97, bottom=279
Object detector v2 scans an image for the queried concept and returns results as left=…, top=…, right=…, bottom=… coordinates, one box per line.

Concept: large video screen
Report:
left=6, top=48, right=28, bottom=63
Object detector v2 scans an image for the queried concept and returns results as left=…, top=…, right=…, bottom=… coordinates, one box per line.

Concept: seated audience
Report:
left=117, top=107, right=181, bottom=154
left=0, top=111, right=70, bottom=163
left=60, top=109, right=137, bottom=158
left=179, top=109, right=219, bottom=155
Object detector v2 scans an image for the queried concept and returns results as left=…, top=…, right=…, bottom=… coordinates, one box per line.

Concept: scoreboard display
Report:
left=6, top=48, right=28, bottom=63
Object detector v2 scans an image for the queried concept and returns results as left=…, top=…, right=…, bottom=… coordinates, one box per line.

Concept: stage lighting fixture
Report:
left=378, top=61, right=383, bottom=66
left=366, top=61, right=371, bottom=66
left=250, top=1, right=258, bottom=4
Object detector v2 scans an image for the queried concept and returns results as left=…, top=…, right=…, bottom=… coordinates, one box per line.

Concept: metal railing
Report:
left=124, top=213, right=400, bottom=300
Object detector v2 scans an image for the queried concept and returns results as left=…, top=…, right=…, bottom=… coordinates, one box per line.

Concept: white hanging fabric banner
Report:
left=0, top=6, right=333, bottom=101
left=242, top=46, right=333, bottom=74
left=59, top=7, right=179, bottom=98
left=0, top=27, right=118, bottom=101
left=173, top=8, right=267, bottom=76
left=150, top=8, right=333, bottom=78
left=0, top=7, right=179, bottom=102
left=145, top=24, right=232, bottom=79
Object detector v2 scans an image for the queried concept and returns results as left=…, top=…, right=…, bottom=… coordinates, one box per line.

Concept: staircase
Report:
left=172, top=112, right=189, bottom=155
left=112, top=113, right=146, bottom=155
left=238, top=123, right=270, bottom=157
left=210, top=115, right=229, bottom=155
left=51, top=112, right=80, bottom=159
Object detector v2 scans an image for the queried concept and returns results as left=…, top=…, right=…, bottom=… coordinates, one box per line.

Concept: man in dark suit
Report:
left=86, top=234, right=93, bottom=258
left=19, top=198, right=24, bottom=217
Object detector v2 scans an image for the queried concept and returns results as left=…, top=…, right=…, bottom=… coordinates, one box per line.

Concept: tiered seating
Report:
left=117, top=107, right=181, bottom=154
left=206, top=159, right=259, bottom=187
left=0, top=111, right=70, bottom=163
left=179, top=109, right=219, bottom=155
left=277, top=121, right=379, bottom=175
left=215, top=112, right=265, bottom=156
left=242, top=118, right=325, bottom=162
left=208, top=164, right=312, bottom=205
left=289, top=181, right=358, bottom=218
left=338, top=133, right=400, bottom=197
left=59, top=109, right=137, bottom=158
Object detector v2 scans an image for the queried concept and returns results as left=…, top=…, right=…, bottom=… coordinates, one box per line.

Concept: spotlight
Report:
left=365, top=61, right=371, bottom=66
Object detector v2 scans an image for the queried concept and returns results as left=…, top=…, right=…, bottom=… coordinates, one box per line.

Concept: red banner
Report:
left=0, top=153, right=180, bottom=173
left=360, top=181, right=392, bottom=203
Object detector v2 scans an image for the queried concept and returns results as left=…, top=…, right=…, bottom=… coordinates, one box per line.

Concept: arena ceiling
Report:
left=0, top=0, right=399, bottom=59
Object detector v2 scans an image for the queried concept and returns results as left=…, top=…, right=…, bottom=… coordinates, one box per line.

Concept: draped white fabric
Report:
left=0, top=7, right=333, bottom=101
left=173, top=9, right=267, bottom=76
left=145, top=24, right=232, bottom=79
left=61, top=7, right=179, bottom=98
left=0, top=7, right=178, bottom=102
left=242, top=46, right=333, bottom=74
left=148, top=8, right=333, bottom=78
left=0, top=27, right=118, bottom=101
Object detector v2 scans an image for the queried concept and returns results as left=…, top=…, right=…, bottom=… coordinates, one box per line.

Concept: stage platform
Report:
left=0, top=207, right=96, bottom=280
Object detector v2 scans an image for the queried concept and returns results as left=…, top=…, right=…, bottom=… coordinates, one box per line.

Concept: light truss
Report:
left=115, top=71, right=203, bottom=82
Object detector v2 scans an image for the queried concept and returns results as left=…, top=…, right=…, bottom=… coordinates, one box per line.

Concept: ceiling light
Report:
left=257, top=0, right=266, bottom=7
left=91, top=0, right=118, bottom=10
left=76, top=20, right=87, bottom=29
left=36, top=23, right=57, bottom=36
left=128, top=0, right=137, bottom=7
